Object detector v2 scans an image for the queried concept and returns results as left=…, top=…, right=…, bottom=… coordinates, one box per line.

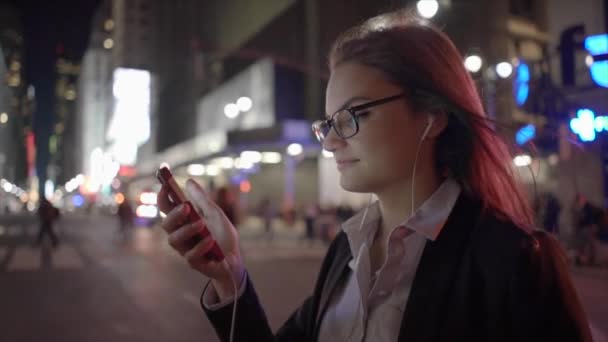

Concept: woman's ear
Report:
left=426, top=110, right=448, bottom=139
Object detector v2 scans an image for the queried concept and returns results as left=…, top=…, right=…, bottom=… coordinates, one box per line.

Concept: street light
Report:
left=224, top=103, right=239, bottom=119
left=416, top=0, right=439, bottom=19
left=513, top=154, right=532, bottom=167
left=236, top=97, right=252, bottom=112
left=464, top=55, right=483, bottom=73
left=496, top=62, right=513, bottom=79
left=103, top=38, right=114, bottom=49
left=287, top=143, right=303, bottom=156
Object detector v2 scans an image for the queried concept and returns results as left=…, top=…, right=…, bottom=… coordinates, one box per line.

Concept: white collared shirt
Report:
left=318, top=178, right=461, bottom=342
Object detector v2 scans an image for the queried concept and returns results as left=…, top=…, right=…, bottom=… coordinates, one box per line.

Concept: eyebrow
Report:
left=326, top=96, right=372, bottom=119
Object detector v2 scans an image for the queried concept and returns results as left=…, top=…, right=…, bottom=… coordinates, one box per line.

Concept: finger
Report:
left=168, top=220, right=207, bottom=254
left=185, top=179, right=217, bottom=218
left=185, top=179, right=224, bottom=230
left=185, top=179, right=232, bottom=253
left=160, top=203, right=191, bottom=234
left=167, top=221, right=205, bottom=251
left=184, top=235, right=217, bottom=267
left=157, top=186, right=177, bottom=214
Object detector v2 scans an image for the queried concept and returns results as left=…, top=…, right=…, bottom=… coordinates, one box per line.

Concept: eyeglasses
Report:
left=312, top=93, right=407, bottom=143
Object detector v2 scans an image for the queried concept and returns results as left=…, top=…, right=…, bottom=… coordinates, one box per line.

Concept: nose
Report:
left=322, top=125, right=346, bottom=152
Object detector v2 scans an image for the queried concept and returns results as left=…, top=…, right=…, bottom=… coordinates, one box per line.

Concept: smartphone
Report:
left=156, top=166, right=225, bottom=261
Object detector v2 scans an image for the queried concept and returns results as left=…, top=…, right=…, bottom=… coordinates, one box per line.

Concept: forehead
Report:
left=326, top=62, right=401, bottom=113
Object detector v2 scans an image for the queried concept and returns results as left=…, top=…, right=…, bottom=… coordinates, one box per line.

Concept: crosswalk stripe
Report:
left=51, top=245, right=84, bottom=269
left=7, top=247, right=40, bottom=271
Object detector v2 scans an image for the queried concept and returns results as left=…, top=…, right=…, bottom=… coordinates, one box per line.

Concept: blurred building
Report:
left=76, top=0, right=113, bottom=181
left=51, top=56, right=80, bottom=185
left=542, top=0, right=608, bottom=234
left=130, top=0, right=558, bottom=213
left=69, top=0, right=607, bottom=225
left=111, top=0, right=154, bottom=70
left=0, top=3, right=29, bottom=188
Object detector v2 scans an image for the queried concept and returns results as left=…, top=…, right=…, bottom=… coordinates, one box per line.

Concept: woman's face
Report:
left=324, top=62, right=431, bottom=194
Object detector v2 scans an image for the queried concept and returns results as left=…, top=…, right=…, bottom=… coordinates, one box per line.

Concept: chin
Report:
left=339, top=174, right=372, bottom=193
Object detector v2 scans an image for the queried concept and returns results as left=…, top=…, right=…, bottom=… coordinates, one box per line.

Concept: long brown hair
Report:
left=329, top=11, right=535, bottom=228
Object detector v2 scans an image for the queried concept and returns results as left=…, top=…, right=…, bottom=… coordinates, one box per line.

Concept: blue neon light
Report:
left=590, top=62, right=608, bottom=88
left=596, top=116, right=608, bottom=132
left=585, top=34, right=608, bottom=55
left=516, top=124, right=535, bottom=145
left=513, top=61, right=530, bottom=106
left=584, top=34, right=608, bottom=88
left=72, top=194, right=85, bottom=207
left=570, top=109, right=597, bottom=142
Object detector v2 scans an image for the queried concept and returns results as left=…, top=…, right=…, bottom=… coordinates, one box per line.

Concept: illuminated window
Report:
left=103, top=38, right=114, bottom=49
left=104, top=19, right=115, bottom=31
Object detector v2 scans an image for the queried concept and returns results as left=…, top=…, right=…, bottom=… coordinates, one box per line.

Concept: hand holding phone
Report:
left=156, top=166, right=225, bottom=261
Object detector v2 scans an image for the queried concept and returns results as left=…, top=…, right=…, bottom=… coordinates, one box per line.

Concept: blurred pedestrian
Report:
left=158, top=10, right=592, bottom=341
left=572, top=193, right=602, bottom=266
left=541, top=192, right=561, bottom=234
left=258, top=197, right=274, bottom=240
left=117, top=198, right=134, bottom=236
left=36, top=198, right=60, bottom=247
left=303, top=202, right=319, bottom=243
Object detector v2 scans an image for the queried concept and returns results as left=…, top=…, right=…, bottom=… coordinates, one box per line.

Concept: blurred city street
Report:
left=0, top=212, right=606, bottom=342
left=1, top=0, right=608, bottom=340
left=0, top=213, right=327, bottom=342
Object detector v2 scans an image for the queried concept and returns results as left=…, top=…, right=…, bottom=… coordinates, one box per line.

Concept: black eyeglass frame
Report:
left=312, top=93, right=408, bottom=142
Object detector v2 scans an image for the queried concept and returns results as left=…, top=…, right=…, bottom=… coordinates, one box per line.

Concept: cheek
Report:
left=358, top=126, right=419, bottom=176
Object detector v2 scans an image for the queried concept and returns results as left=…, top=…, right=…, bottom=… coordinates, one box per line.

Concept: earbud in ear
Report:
left=421, top=115, right=435, bottom=141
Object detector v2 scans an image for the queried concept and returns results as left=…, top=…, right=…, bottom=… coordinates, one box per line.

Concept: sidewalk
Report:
left=562, top=236, right=608, bottom=267
left=236, top=216, right=309, bottom=241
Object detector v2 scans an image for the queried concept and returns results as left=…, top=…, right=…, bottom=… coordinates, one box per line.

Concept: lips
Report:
left=336, top=159, right=359, bottom=170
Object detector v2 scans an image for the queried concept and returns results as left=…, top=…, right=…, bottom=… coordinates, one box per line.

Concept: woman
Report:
left=158, top=11, right=592, bottom=342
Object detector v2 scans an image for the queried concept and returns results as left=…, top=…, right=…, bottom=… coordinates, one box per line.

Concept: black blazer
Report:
left=203, top=195, right=592, bottom=341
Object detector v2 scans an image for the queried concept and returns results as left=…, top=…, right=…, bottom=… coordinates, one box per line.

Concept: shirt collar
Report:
left=342, top=178, right=462, bottom=256
left=399, top=178, right=461, bottom=241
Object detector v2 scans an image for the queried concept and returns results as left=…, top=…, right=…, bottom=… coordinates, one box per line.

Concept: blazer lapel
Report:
left=314, top=236, right=352, bottom=332
left=398, top=195, right=479, bottom=341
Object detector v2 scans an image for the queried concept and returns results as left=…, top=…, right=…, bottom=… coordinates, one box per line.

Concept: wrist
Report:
left=212, top=265, right=245, bottom=300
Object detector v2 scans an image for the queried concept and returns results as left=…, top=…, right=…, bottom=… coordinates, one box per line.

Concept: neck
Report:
left=375, top=167, right=442, bottom=237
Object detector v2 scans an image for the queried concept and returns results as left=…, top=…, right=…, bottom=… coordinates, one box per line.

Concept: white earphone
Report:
left=358, top=114, right=437, bottom=230
left=420, top=115, right=435, bottom=142
left=410, top=114, right=435, bottom=217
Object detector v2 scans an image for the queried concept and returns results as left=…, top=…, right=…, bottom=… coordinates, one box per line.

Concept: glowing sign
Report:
left=570, top=108, right=608, bottom=142
left=107, top=68, right=151, bottom=165
left=584, top=34, right=608, bottom=88
left=513, top=61, right=530, bottom=106
left=72, top=194, right=85, bottom=207
left=516, top=124, right=535, bottom=145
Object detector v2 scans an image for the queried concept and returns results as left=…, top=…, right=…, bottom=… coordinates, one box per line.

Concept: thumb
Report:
left=185, top=179, right=214, bottom=215
left=185, top=179, right=233, bottom=248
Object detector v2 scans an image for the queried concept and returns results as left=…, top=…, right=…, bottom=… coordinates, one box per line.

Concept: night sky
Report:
left=2, top=0, right=100, bottom=187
